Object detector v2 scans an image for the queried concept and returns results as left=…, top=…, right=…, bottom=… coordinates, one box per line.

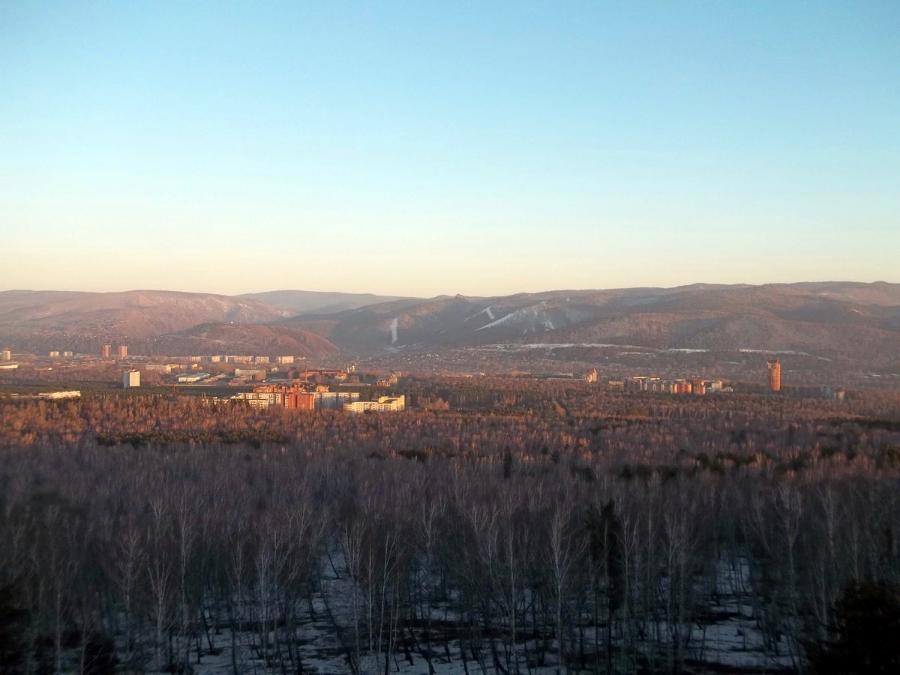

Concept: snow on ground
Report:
left=130, top=550, right=796, bottom=674
left=476, top=311, right=516, bottom=331
left=688, top=556, right=797, bottom=671
left=738, top=348, right=832, bottom=362
left=475, top=304, right=558, bottom=333
left=465, top=306, right=496, bottom=324
left=738, top=348, right=812, bottom=357
left=482, top=343, right=656, bottom=351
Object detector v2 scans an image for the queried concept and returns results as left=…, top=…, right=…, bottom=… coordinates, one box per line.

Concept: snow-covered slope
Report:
left=286, top=283, right=900, bottom=367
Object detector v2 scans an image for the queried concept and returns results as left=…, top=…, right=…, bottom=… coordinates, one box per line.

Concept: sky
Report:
left=1, top=1, right=899, bottom=297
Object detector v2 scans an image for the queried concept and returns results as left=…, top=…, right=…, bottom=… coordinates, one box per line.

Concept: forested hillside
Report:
left=0, top=382, right=897, bottom=673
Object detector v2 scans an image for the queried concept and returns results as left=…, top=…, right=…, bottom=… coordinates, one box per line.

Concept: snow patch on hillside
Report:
left=476, top=304, right=555, bottom=333
left=485, top=342, right=655, bottom=351
left=476, top=311, right=516, bottom=331
left=465, top=306, right=496, bottom=323
left=389, top=317, right=399, bottom=344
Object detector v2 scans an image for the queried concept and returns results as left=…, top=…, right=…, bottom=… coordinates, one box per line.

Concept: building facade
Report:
left=231, top=385, right=360, bottom=410
left=234, top=368, right=267, bottom=381
left=344, top=395, right=406, bottom=413
left=767, top=359, right=782, bottom=392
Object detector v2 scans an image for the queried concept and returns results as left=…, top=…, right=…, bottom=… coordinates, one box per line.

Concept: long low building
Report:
left=314, top=390, right=360, bottom=409
left=344, top=395, right=406, bottom=413
left=231, top=385, right=360, bottom=410
left=9, top=390, right=83, bottom=400
left=177, top=372, right=210, bottom=383
left=233, top=368, right=267, bottom=381
left=621, top=376, right=726, bottom=395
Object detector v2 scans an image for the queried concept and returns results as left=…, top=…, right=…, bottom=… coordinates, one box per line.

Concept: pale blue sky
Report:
left=2, top=1, right=898, bottom=296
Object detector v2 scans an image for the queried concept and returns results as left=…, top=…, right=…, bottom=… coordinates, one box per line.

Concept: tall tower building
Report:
left=767, top=359, right=782, bottom=392
left=122, top=370, right=140, bottom=388
left=117, top=345, right=128, bottom=359
left=101, top=344, right=112, bottom=358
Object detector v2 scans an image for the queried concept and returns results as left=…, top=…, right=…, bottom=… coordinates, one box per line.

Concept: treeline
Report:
left=0, top=387, right=898, bottom=673
left=2, top=389, right=899, bottom=474
left=1, top=442, right=898, bottom=673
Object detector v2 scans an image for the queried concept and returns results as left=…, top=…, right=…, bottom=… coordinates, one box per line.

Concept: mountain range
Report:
left=1, top=283, right=898, bottom=369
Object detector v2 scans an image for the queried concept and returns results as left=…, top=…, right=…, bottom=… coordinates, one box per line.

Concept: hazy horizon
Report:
left=1, top=278, right=898, bottom=300
left=3, top=2, right=899, bottom=296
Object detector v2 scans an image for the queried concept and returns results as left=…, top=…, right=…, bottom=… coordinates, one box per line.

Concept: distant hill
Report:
left=147, top=322, right=337, bottom=358
left=0, top=290, right=283, bottom=353
left=287, top=282, right=900, bottom=368
left=237, top=290, right=413, bottom=316
left=1, top=284, right=898, bottom=368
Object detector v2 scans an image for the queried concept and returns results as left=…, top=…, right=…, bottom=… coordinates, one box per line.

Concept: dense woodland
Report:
left=0, top=380, right=898, bottom=674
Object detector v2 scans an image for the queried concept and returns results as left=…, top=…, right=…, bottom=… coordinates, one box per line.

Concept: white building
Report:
left=177, top=372, right=210, bottom=383
left=231, top=391, right=280, bottom=409
left=344, top=395, right=406, bottom=413
left=1, top=349, right=11, bottom=361
left=38, top=390, right=81, bottom=400
left=122, top=370, right=141, bottom=388
left=276, top=355, right=294, bottom=365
